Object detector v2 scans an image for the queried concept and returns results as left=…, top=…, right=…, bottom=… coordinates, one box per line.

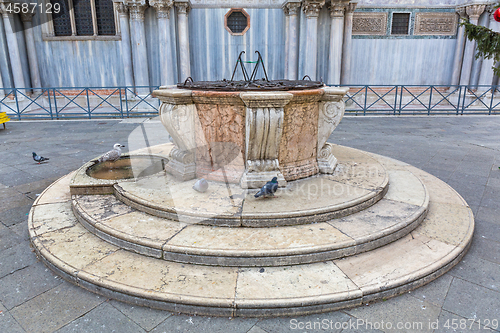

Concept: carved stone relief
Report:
left=352, top=12, right=388, bottom=35
left=414, top=12, right=458, bottom=36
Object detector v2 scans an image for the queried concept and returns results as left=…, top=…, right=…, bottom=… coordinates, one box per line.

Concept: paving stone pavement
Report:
left=0, top=116, right=499, bottom=333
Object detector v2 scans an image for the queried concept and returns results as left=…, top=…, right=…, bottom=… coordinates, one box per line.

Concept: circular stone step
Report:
left=28, top=152, right=474, bottom=317
left=71, top=160, right=428, bottom=266
left=112, top=145, right=389, bottom=227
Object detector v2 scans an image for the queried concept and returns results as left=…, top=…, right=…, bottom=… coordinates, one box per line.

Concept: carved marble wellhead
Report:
left=153, top=86, right=349, bottom=189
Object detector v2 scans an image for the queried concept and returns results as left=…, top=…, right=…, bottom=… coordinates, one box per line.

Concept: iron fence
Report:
left=0, top=86, right=160, bottom=120
left=340, top=85, right=500, bottom=115
left=2, top=85, right=500, bottom=120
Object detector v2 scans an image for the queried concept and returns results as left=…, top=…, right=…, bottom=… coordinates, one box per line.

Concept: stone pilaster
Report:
left=239, top=92, right=293, bottom=189
left=115, top=2, right=135, bottom=90
left=328, top=1, right=346, bottom=85
left=302, top=0, right=325, bottom=80
left=341, top=2, right=357, bottom=84
left=450, top=7, right=467, bottom=87
left=158, top=89, right=198, bottom=181
left=460, top=4, right=486, bottom=86
left=283, top=1, right=301, bottom=80
left=124, top=0, right=150, bottom=94
left=317, top=87, right=348, bottom=173
left=20, top=12, right=42, bottom=93
left=150, top=0, right=174, bottom=86
left=0, top=1, right=26, bottom=89
left=175, top=0, right=191, bottom=81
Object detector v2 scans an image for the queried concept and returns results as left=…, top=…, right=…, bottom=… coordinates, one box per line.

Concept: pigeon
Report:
left=32, top=152, right=49, bottom=164
left=254, top=177, right=278, bottom=198
left=92, top=143, right=125, bottom=164
left=193, top=178, right=209, bottom=193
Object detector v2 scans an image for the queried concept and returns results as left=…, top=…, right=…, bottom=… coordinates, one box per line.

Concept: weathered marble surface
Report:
left=193, top=91, right=246, bottom=183
left=279, top=90, right=321, bottom=180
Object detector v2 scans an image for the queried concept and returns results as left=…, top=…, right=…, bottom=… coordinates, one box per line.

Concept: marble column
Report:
left=478, top=4, right=499, bottom=86
left=0, top=4, right=25, bottom=89
left=20, top=12, right=41, bottom=93
left=125, top=0, right=150, bottom=95
left=284, top=5, right=289, bottom=79
left=450, top=7, right=467, bottom=87
left=115, top=2, right=135, bottom=91
left=328, top=1, right=345, bottom=85
left=283, top=1, right=301, bottom=80
left=175, top=0, right=191, bottom=81
left=460, top=4, right=486, bottom=86
left=471, top=5, right=491, bottom=89
left=239, top=92, right=293, bottom=189
left=341, top=2, right=356, bottom=85
left=302, top=0, right=325, bottom=80
left=150, top=0, right=174, bottom=86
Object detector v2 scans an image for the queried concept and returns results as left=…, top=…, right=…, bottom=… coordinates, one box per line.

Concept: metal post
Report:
left=428, top=86, right=433, bottom=115
left=14, top=89, right=20, bottom=120
left=86, top=88, right=91, bottom=118
left=47, top=88, right=53, bottom=120
left=119, top=88, right=124, bottom=118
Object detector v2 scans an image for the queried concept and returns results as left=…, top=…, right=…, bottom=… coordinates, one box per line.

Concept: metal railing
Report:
left=340, top=85, right=500, bottom=115
left=2, top=84, right=500, bottom=120
left=0, top=86, right=160, bottom=120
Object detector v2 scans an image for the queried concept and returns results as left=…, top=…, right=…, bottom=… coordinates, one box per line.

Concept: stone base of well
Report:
left=30, top=143, right=473, bottom=317
left=154, top=86, right=349, bottom=188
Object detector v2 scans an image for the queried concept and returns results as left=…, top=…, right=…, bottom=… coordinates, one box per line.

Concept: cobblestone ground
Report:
left=0, top=116, right=499, bottom=333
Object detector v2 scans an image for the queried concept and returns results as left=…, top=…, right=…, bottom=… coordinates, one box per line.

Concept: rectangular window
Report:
left=47, top=0, right=116, bottom=38
left=51, top=0, right=72, bottom=36
left=391, top=13, right=410, bottom=35
left=74, top=0, right=94, bottom=35
left=95, top=0, right=116, bottom=35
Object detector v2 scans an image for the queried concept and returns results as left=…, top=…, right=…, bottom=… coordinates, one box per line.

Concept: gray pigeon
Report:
left=193, top=178, right=208, bottom=193
left=32, top=152, right=49, bottom=164
left=254, top=177, right=278, bottom=198
left=92, top=143, right=125, bottom=164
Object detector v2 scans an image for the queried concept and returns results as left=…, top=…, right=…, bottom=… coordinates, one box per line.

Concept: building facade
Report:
left=0, top=0, right=498, bottom=91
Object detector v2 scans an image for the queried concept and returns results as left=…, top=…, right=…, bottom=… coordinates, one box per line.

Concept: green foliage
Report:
left=460, top=5, right=500, bottom=76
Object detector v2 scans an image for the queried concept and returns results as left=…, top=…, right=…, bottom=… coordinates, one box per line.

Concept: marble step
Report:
left=71, top=159, right=428, bottom=266
left=28, top=159, right=474, bottom=317
left=71, top=145, right=390, bottom=227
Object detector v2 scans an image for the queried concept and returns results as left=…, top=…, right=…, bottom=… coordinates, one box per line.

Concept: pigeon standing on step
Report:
left=254, top=177, right=279, bottom=198
left=32, top=152, right=49, bottom=164
left=92, top=143, right=125, bottom=164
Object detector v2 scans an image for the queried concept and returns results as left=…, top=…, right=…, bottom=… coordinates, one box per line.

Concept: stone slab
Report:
left=235, top=261, right=362, bottom=308
left=165, top=222, right=353, bottom=256
left=334, top=233, right=456, bottom=297
left=384, top=169, right=427, bottom=207
left=9, top=282, right=104, bottom=333
left=34, top=172, right=75, bottom=205
left=29, top=202, right=77, bottom=236
left=80, top=250, right=239, bottom=307
left=413, top=202, right=473, bottom=246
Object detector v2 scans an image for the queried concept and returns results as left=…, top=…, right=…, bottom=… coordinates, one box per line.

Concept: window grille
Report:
left=47, top=0, right=116, bottom=38
left=95, top=0, right=116, bottom=35
left=225, top=9, right=250, bottom=35
left=74, top=0, right=94, bottom=35
left=51, top=0, right=72, bottom=36
left=391, top=13, right=410, bottom=35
